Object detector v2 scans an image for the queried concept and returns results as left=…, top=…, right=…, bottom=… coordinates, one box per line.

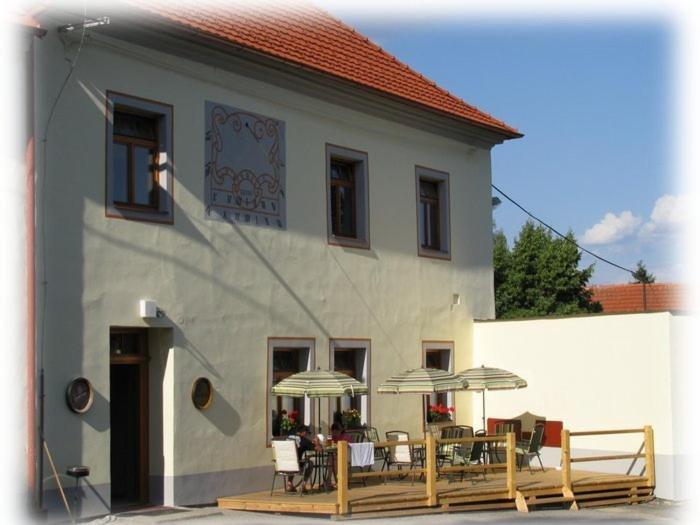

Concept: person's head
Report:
left=330, top=422, right=344, bottom=435
left=297, top=424, right=310, bottom=436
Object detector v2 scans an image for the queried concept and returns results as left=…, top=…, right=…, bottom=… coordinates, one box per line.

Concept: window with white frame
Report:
left=423, top=341, right=454, bottom=423
left=416, top=166, right=450, bottom=258
left=330, top=339, right=370, bottom=427
left=106, top=91, right=174, bottom=223
left=326, top=144, right=370, bottom=249
left=267, top=338, right=314, bottom=442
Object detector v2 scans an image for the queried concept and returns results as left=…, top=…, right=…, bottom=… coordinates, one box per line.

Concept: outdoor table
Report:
left=305, top=445, right=336, bottom=492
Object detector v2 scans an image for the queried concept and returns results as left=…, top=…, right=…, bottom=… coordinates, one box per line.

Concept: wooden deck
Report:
left=218, top=468, right=653, bottom=517
left=218, top=427, right=656, bottom=518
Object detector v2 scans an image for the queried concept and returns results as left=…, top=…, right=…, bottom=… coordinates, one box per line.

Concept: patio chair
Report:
left=516, top=423, right=545, bottom=473
left=364, top=426, right=389, bottom=471
left=270, top=439, right=307, bottom=496
left=437, top=426, right=463, bottom=468
left=385, top=431, right=421, bottom=485
left=345, top=429, right=367, bottom=443
left=458, top=430, right=487, bottom=483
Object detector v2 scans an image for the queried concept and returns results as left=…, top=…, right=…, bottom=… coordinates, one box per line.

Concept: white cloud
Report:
left=581, top=211, right=642, bottom=245
left=639, top=194, right=690, bottom=240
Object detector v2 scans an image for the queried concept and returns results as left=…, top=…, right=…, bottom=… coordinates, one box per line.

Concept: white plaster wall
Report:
left=473, top=312, right=687, bottom=500
left=35, top=22, right=496, bottom=507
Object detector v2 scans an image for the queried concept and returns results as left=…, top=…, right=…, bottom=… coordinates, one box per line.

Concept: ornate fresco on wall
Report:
left=205, top=101, right=286, bottom=228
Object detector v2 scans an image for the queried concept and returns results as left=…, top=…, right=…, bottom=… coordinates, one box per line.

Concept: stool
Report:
left=66, top=465, right=90, bottom=508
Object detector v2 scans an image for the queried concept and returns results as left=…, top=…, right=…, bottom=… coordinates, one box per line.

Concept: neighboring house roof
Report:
left=130, top=0, right=521, bottom=139
left=589, top=283, right=686, bottom=313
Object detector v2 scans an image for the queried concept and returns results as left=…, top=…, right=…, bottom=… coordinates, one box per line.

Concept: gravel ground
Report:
left=87, top=498, right=687, bottom=525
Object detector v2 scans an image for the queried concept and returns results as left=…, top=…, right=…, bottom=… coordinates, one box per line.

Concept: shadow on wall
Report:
left=82, top=387, right=110, bottom=433
left=201, top=390, right=240, bottom=437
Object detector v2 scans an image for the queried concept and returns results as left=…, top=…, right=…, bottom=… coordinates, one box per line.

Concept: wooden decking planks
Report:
left=217, top=468, right=653, bottom=517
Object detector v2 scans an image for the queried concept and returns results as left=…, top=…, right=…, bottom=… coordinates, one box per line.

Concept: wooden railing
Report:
left=561, top=425, right=655, bottom=494
left=336, top=432, right=518, bottom=514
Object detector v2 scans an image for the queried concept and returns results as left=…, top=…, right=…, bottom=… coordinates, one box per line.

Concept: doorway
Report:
left=110, top=328, right=149, bottom=508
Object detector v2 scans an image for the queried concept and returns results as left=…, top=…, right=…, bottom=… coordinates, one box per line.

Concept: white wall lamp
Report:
left=139, top=299, right=165, bottom=319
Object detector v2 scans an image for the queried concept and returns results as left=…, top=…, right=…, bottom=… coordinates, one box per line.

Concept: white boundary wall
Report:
left=473, top=312, right=692, bottom=501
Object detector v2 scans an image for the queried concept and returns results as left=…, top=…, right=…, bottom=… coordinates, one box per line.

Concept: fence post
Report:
left=425, top=433, right=437, bottom=506
left=337, top=440, right=349, bottom=515
left=644, top=425, right=655, bottom=488
left=561, top=429, right=572, bottom=493
left=506, top=432, right=516, bottom=499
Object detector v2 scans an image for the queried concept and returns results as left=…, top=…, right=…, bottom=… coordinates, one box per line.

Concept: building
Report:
left=25, top=1, right=520, bottom=517
left=590, top=283, right=686, bottom=314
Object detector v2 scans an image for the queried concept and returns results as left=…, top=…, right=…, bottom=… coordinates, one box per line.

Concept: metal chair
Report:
left=385, top=431, right=421, bottom=484
left=270, top=440, right=305, bottom=496
left=459, top=430, right=487, bottom=483
left=364, top=426, right=388, bottom=471
left=516, top=423, right=545, bottom=473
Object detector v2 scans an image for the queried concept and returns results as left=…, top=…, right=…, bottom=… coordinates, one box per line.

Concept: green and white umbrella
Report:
left=271, top=368, right=368, bottom=398
left=377, top=367, right=468, bottom=394
left=271, top=369, right=368, bottom=432
left=457, top=365, right=527, bottom=431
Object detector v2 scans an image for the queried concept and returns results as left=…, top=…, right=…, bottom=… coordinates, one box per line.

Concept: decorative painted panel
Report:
left=205, top=101, right=286, bottom=228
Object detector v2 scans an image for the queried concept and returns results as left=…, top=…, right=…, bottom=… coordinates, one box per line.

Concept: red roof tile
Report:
left=589, top=283, right=687, bottom=314
left=129, top=0, right=521, bottom=139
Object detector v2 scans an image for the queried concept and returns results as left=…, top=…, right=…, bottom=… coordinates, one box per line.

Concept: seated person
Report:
left=286, top=425, right=320, bottom=492
left=327, top=423, right=351, bottom=487
left=330, top=422, right=351, bottom=443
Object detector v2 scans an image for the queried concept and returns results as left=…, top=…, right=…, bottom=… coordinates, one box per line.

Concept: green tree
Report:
left=494, top=221, right=602, bottom=318
left=631, top=260, right=656, bottom=284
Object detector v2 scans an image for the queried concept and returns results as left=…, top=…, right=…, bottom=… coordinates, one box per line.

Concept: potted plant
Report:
left=278, top=409, right=299, bottom=435
left=341, top=408, right=362, bottom=429
left=427, top=403, right=454, bottom=423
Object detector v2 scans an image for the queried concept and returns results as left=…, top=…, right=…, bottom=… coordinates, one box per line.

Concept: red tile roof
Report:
left=130, top=0, right=521, bottom=139
left=590, top=283, right=687, bottom=314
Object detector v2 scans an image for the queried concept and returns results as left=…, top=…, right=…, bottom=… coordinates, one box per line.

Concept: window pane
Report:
left=272, top=348, right=307, bottom=437
left=331, top=185, right=356, bottom=237
left=428, top=202, right=441, bottom=248
left=114, top=111, right=157, bottom=140
left=419, top=201, right=427, bottom=247
left=420, top=180, right=439, bottom=200
left=112, top=142, right=128, bottom=203
left=133, top=146, right=157, bottom=206
left=330, top=160, right=354, bottom=181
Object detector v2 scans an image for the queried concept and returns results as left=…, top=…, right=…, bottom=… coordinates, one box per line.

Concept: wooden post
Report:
left=644, top=425, right=655, bottom=488
left=561, top=429, right=577, bottom=510
left=425, top=433, right=437, bottom=506
left=337, top=440, right=349, bottom=515
left=506, top=432, right=516, bottom=500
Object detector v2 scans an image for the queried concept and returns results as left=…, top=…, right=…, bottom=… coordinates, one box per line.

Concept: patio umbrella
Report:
left=377, top=367, right=468, bottom=394
left=457, top=365, right=527, bottom=432
left=270, top=368, right=368, bottom=431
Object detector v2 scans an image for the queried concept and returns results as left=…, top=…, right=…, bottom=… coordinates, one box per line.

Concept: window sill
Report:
left=328, top=235, right=371, bottom=251
left=107, top=205, right=173, bottom=224
left=418, top=247, right=451, bottom=261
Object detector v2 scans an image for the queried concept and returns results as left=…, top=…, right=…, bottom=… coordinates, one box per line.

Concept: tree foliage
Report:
left=631, top=260, right=656, bottom=284
left=494, top=221, right=602, bottom=318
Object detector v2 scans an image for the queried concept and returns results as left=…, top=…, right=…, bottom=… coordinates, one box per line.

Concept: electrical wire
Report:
left=491, top=183, right=636, bottom=276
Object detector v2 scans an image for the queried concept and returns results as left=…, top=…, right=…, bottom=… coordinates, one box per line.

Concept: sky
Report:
left=317, top=3, right=683, bottom=284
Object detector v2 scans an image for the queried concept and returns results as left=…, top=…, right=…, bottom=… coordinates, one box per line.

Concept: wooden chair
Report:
left=516, top=423, right=545, bottom=473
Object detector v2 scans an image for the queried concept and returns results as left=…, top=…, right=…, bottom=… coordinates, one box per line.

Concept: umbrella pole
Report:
left=482, top=391, right=486, bottom=432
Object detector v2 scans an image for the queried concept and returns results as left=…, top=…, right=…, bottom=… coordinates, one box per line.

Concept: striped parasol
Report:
left=270, top=369, right=368, bottom=398
left=457, top=365, right=527, bottom=431
left=377, top=367, right=468, bottom=394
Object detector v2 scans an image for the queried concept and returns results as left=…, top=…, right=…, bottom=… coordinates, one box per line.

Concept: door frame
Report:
left=110, top=327, right=149, bottom=505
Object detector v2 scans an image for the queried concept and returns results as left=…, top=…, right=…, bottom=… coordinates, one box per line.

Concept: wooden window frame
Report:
left=329, top=159, right=358, bottom=239
left=325, top=144, right=370, bottom=250
left=416, top=166, right=451, bottom=260
left=266, top=337, right=315, bottom=447
left=112, top=132, right=160, bottom=211
left=105, top=91, right=174, bottom=224
left=422, top=341, right=455, bottom=426
left=328, top=338, right=371, bottom=427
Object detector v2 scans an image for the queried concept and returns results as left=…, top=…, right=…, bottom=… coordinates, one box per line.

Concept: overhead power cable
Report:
left=491, top=183, right=636, bottom=276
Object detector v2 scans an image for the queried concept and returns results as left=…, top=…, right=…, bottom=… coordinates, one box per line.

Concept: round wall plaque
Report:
left=191, top=377, right=213, bottom=410
left=66, top=377, right=94, bottom=414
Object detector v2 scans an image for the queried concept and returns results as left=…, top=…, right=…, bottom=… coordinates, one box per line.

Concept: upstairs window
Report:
left=106, top=92, right=174, bottom=223
left=416, top=167, right=450, bottom=259
left=326, top=145, right=370, bottom=249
